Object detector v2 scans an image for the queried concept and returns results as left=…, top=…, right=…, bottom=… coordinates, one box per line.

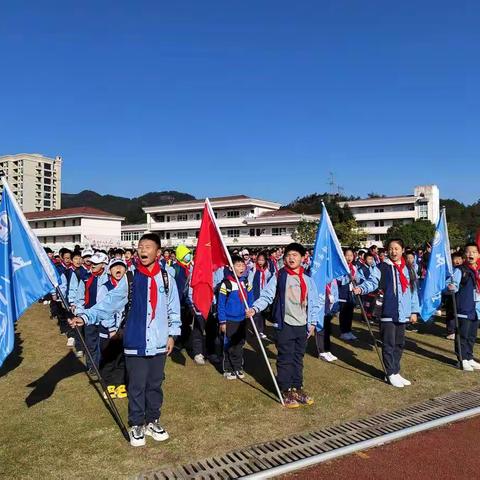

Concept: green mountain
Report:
left=61, top=190, right=196, bottom=224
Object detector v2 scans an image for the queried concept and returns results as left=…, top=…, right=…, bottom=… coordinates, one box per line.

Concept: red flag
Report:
left=191, top=200, right=229, bottom=319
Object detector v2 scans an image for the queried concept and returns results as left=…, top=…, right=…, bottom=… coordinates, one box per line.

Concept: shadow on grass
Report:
left=0, top=327, right=23, bottom=379
left=305, top=336, right=385, bottom=382
left=25, top=350, right=85, bottom=407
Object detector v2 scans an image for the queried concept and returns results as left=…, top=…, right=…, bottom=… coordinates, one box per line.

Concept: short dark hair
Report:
left=284, top=242, right=306, bottom=257
left=59, top=248, right=72, bottom=258
left=44, top=247, right=53, bottom=254
left=452, top=251, right=463, bottom=259
left=139, top=233, right=161, bottom=248
left=378, top=248, right=386, bottom=254
left=256, top=251, right=269, bottom=264
left=387, top=238, right=405, bottom=250
left=364, top=251, right=374, bottom=260
left=72, top=250, right=82, bottom=259
left=231, top=254, right=245, bottom=264
left=343, top=247, right=354, bottom=256
left=465, top=242, right=479, bottom=251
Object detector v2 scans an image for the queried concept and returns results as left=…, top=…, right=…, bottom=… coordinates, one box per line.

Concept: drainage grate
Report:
left=134, top=387, right=480, bottom=480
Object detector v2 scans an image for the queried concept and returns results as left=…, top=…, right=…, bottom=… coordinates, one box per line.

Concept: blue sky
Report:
left=1, top=1, right=478, bottom=204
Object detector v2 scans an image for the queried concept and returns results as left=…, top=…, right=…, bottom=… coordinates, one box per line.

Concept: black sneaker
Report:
left=87, top=368, right=98, bottom=380
left=129, top=425, right=146, bottom=447
left=145, top=420, right=169, bottom=442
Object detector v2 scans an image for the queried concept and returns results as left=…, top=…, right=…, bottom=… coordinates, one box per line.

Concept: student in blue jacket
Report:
left=316, top=280, right=339, bottom=362
left=354, top=238, right=419, bottom=388
left=70, top=233, right=181, bottom=447
left=218, top=255, right=253, bottom=380
left=447, top=243, right=480, bottom=371
left=247, top=243, right=321, bottom=408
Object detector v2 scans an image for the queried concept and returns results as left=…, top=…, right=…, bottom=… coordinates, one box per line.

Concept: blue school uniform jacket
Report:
left=450, top=266, right=480, bottom=320
left=79, top=269, right=181, bottom=356
left=248, top=267, right=273, bottom=302
left=252, top=268, right=320, bottom=330
left=358, top=258, right=419, bottom=323
left=217, top=274, right=253, bottom=323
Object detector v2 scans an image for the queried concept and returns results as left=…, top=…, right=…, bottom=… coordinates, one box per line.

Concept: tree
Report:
left=334, top=219, right=367, bottom=248
left=292, top=219, right=319, bottom=246
left=386, top=220, right=435, bottom=249
left=447, top=222, right=467, bottom=249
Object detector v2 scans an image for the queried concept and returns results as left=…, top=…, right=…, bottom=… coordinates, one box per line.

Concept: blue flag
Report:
left=0, top=178, right=60, bottom=367
left=310, top=203, right=350, bottom=328
left=419, top=209, right=453, bottom=321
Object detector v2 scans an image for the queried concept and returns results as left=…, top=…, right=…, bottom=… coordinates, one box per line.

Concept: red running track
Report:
left=284, top=415, right=480, bottom=480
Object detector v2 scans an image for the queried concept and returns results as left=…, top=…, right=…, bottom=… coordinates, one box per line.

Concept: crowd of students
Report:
left=43, top=235, right=480, bottom=447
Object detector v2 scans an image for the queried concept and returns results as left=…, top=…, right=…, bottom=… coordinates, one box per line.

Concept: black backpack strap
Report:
left=121, top=270, right=135, bottom=328
left=161, top=268, right=169, bottom=296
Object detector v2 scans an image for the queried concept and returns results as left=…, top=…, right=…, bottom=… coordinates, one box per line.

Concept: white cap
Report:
left=82, top=248, right=94, bottom=258
left=241, top=249, right=250, bottom=256
left=109, top=258, right=127, bottom=270
left=90, top=252, right=109, bottom=265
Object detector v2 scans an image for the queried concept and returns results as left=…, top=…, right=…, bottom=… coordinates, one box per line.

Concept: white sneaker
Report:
left=259, top=333, right=268, bottom=340
left=66, top=337, right=75, bottom=348
left=194, top=354, right=206, bottom=365
left=129, top=425, right=146, bottom=447
left=224, top=372, right=237, bottom=380
left=462, top=360, right=474, bottom=371
left=397, top=374, right=411, bottom=386
left=319, top=352, right=334, bottom=362
left=327, top=352, right=338, bottom=361
left=75, top=350, right=83, bottom=358
left=469, top=359, right=480, bottom=370
left=388, top=374, right=405, bottom=388
left=347, top=332, right=358, bottom=340
left=145, top=420, right=169, bottom=442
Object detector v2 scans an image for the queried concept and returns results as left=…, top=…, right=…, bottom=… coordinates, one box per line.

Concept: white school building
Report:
left=338, top=185, right=440, bottom=247
left=121, top=195, right=318, bottom=249
left=25, top=207, right=124, bottom=251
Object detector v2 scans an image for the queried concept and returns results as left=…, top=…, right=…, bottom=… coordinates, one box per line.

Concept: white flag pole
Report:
left=206, top=198, right=285, bottom=406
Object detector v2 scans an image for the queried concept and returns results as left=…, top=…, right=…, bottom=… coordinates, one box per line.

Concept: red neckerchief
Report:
left=227, top=275, right=248, bottom=303
left=270, top=256, right=279, bottom=274
left=177, top=261, right=190, bottom=277
left=256, top=263, right=268, bottom=288
left=348, top=262, right=356, bottom=279
left=326, top=282, right=332, bottom=297
left=391, top=257, right=409, bottom=293
left=110, top=276, right=118, bottom=287
left=465, top=262, right=480, bottom=293
left=136, top=262, right=161, bottom=321
left=84, top=269, right=104, bottom=306
left=284, top=266, right=307, bottom=305
left=125, top=259, right=132, bottom=268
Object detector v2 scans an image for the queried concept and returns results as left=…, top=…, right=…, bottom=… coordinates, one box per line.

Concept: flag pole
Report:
left=206, top=199, right=285, bottom=406
left=56, top=289, right=130, bottom=441
left=0, top=176, right=129, bottom=441
left=350, top=280, right=388, bottom=379
left=442, top=206, right=463, bottom=369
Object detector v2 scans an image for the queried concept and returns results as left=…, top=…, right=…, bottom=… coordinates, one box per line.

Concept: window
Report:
left=44, top=178, right=51, bottom=185
left=195, top=213, right=201, bottom=220
left=374, top=208, right=384, bottom=213
left=45, top=193, right=51, bottom=199
left=177, top=232, right=188, bottom=239
left=227, top=229, right=240, bottom=238
left=418, top=203, right=428, bottom=219
left=157, top=215, right=165, bottom=222
left=44, top=163, right=51, bottom=170
left=34, top=222, right=38, bottom=229
left=53, top=221, right=56, bottom=227
left=43, top=221, right=47, bottom=228
left=195, top=230, right=199, bottom=238
left=249, top=228, right=255, bottom=237
left=166, top=216, right=170, bottom=222
left=374, top=220, right=384, bottom=227
left=177, top=214, right=188, bottom=222
left=44, top=185, right=51, bottom=192
left=256, top=228, right=264, bottom=237
left=227, top=210, right=240, bottom=218
left=166, top=232, right=170, bottom=240
left=62, top=220, right=66, bottom=227
left=272, top=227, right=287, bottom=236
left=159, top=231, right=165, bottom=239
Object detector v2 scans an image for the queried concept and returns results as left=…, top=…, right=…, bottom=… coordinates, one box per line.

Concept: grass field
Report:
left=1, top=303, right=478, bottom=480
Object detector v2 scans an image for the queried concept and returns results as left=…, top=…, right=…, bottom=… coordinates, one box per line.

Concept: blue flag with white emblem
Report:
left=310, top=203, right=350, bottom=328
left=0, top=178, right=60, bottom=368
left=419, top=209, right=453, bottom=321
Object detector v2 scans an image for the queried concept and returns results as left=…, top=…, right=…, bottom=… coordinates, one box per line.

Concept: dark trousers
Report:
left=444, top=295, right=455, bottom=335
left=85, top=324, right=100, bottom=370
left=380, top=322, right=406, bottom=376
left=456, top=318, right=478, bottom=361
left=192, top=314, right=206, bottom=356
left=276, top=323, right=306, bottom=391
left=125, top=354, right=166, bottom=426
left=223, top=320, right=246, bottom=372
left=253, top=311, right=265, bottom=334
left=179, top=305, right=193, bottom=346
left=339, top=302, right=354, bottom=334
left=99, top=329, right=125, bottom=386
left=315, top=315, right=332, bottom=353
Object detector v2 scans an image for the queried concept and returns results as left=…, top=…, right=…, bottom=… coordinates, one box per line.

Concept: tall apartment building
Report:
left=0, top=153, right=62, bottom=211
left=338, top=185, right=440, bottom=247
